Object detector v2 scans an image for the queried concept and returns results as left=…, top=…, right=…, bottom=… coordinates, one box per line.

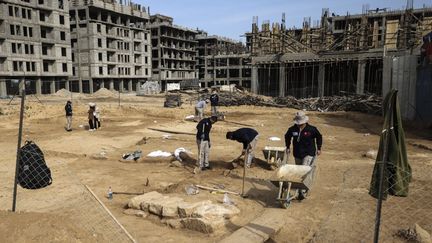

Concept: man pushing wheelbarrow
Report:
left=284, top=111, right=323, bottom=201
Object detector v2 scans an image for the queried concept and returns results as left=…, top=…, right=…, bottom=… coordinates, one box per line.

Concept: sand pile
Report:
left=55, top=88, right=71, bottom=97
left=92, top=88, right=118, bottom=98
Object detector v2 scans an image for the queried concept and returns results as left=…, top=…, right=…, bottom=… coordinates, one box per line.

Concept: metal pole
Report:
left=12, top=79, right=26, bottom=212
left=373, top=93, right=393, bottom=243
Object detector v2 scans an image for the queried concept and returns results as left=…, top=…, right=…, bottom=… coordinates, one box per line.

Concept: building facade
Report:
left=149, top=14, right=197, bottom=90
left=196, top=31, right=249, bottom=88
left=69, top=0, right=151, bottom=93
left=0, top=0, right=72, bottom=96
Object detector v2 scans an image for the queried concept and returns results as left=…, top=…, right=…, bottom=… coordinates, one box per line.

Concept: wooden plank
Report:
left=219, top=208, right=288, bottom=243
left=148, top=127, right=195, bottom=136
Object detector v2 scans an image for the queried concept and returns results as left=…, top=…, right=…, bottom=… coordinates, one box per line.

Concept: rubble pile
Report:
left=164, top=94, right=183, bottom=108
left=273, top=93, right=382, bottom=114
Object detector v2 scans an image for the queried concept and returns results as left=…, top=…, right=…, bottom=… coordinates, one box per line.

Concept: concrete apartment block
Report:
left=69, top=0, right=151, bottom=93
left=196, top=31, right=249, bottom=88
left=203, top=54, right=252, bottom=89
left=149, top=14, right=198, bottom=90
left=0, top=0, right=72, bottom=97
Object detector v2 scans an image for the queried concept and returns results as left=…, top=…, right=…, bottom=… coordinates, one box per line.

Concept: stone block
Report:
left=178, top=200, right=212, bottom=218
left=128, top=191, right=163, bottom=210
left=192, top=204, right=240, bottom=220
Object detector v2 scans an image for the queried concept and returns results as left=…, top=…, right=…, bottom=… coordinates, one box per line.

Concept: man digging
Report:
left=226, top=128, right=259, bottom=168
left=195, top=99, right=209, bottom=122
left=196, top=116, right=218, bottom=172
left=285, top=111, right=322, bottom=200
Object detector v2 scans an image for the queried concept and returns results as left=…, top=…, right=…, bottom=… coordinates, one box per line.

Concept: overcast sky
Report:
left=140, top=0, right=431, bottom=41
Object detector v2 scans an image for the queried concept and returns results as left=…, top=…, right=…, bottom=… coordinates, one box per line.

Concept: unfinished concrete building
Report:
left=69, top=0, right=151, bottom=93
left=196, top=31, right=250, bottom=88
left=247, top=5, right=432, bottom=119
left=149, top=14, right=197, bottom=90
left=0, top=0, right=72, bottom=97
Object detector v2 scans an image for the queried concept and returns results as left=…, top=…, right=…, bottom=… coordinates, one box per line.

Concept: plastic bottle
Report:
left=108, top=186, right=113, bottom=200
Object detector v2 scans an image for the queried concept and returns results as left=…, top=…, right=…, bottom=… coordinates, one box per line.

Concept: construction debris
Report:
left=164, top=94, right=182, bottom=108
left=273, top=93, right=382, bottom=114
left=137, top=81, right=161, bottom=95
left=197, top=91, right=382, bottom=115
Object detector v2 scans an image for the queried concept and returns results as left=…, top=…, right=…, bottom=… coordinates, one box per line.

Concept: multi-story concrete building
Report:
left=69, top=0, right=151, bottom=93
left=196, top=31, right=249, bottom=88
left=202, top=54, right=251, bottom=89
left=0, top=0, right=72, bottom=97
left=149, top=14, right=197, bottom=90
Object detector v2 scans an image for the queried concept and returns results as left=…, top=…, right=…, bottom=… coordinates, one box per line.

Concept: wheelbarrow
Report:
left=262, top=146, right=287, bottom=170
left=269, top=164, right=316, bottom=208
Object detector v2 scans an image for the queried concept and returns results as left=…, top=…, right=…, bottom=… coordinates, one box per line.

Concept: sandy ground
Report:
left=0, top=93, right=431, bottom=243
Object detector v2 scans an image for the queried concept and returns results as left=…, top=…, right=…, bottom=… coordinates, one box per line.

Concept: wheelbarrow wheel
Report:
left=280, top=188, right=292, bottom=209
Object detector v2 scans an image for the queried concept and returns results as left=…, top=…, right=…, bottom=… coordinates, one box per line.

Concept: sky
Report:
left=139, top=0, right=432, bottom=42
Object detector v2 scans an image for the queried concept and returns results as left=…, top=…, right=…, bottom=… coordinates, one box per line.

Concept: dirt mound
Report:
left=92, top=88, right=118, bottom=98
left=0, top=211, right=105, bottom=242
left=55, top=88, right=71, bottom=97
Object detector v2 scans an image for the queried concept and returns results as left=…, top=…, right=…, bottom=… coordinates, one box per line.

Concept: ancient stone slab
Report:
left=178, top=200, right=212, bottom=218
left=128, top=191, right=163, bottom=210
left=161, top=197, right=185, bottom=218
left=192, top=204, right=240, bottom=220
left=181, top=217, right=225, bottom=234
left=219, top=208, right=289, bottom=243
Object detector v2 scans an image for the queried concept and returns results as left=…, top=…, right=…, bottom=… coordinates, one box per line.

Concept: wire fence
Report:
left=310, top=161, right=432, bottom=242
left=0, top=150, right=135, bottom=243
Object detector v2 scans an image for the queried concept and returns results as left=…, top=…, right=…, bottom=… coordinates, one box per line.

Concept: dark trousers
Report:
left=88, top=119, right=94, bottom=129
left=94, top=118, right=101, bottom=129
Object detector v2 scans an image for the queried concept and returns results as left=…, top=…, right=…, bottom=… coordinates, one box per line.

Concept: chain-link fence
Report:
left=310, top=160, right=432, bottom=242
left=0, top=149, right=135, bottom=243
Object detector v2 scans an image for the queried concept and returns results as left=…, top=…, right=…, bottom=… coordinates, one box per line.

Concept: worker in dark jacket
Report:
left=65, top=100, right=73, bottom=132
left=285, top=111, right=322, bottom=200
left=210, top=90, right=219, bottom=116
left=196, top=116, right=218, bottom=170
left=226, top=128, right=259, bottom=168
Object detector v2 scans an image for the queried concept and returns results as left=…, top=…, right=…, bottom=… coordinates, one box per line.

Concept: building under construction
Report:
left=196, top=31, right=250, bottom=88
left=246, top=3, right=432, bottom=119
left=69, top=0, right=151, bottom=93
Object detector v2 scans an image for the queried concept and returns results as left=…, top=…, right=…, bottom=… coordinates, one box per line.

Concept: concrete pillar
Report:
left=89, top=78, right=94, bottom=94
left=36, top=78, right=42, bottom=95
left=128, top=80, right=133, bottom=92
left=0, top=80, right=7, bottom=98
left=204, top=57, right=208, bottom=88
left=136, top=81, right=141, bottom=92
left=251, top=65, right=258, bottom=94
left=226, top=58, right=230, bottom=85
left=318, top=63, right=325, bottom=97
left=239, top=58, right=243, bottom=87
left=65, top=80, right=70, bottom=91
left=119, top=79, right=124, bottom=92
left=78, top=79, right=83, bottom=93
left=50, top=80, right=55, bottom=94
left=100, top=80, right=105, bottom=89
left=109, top=79, right=114, bottom=91
left=279, top=64, right=286, bottom=97
left=356, top=60, right=366, bottom=94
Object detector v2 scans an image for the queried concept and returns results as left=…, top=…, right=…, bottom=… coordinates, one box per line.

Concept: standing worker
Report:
left=226, top=128, right=259, bottom=168
left=195, top=99, right=209, bottom=122
left=196, top=116, right=218, bottom=171
left=65, top=100, right=73, bottom=132
left=210, top=90, right=219, bottom=116
left=285, top=111, right=322, bottom=200
left=88, top=103, right=96, bottom=131
left=94, top=104, right=101, bottom=130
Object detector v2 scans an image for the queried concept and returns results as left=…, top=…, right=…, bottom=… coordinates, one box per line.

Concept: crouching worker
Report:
left=285, top=111, right=322, bottom=200
left=226, top=128, right=259, bottom=168
left=196, top=116, right=218, bottom=171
